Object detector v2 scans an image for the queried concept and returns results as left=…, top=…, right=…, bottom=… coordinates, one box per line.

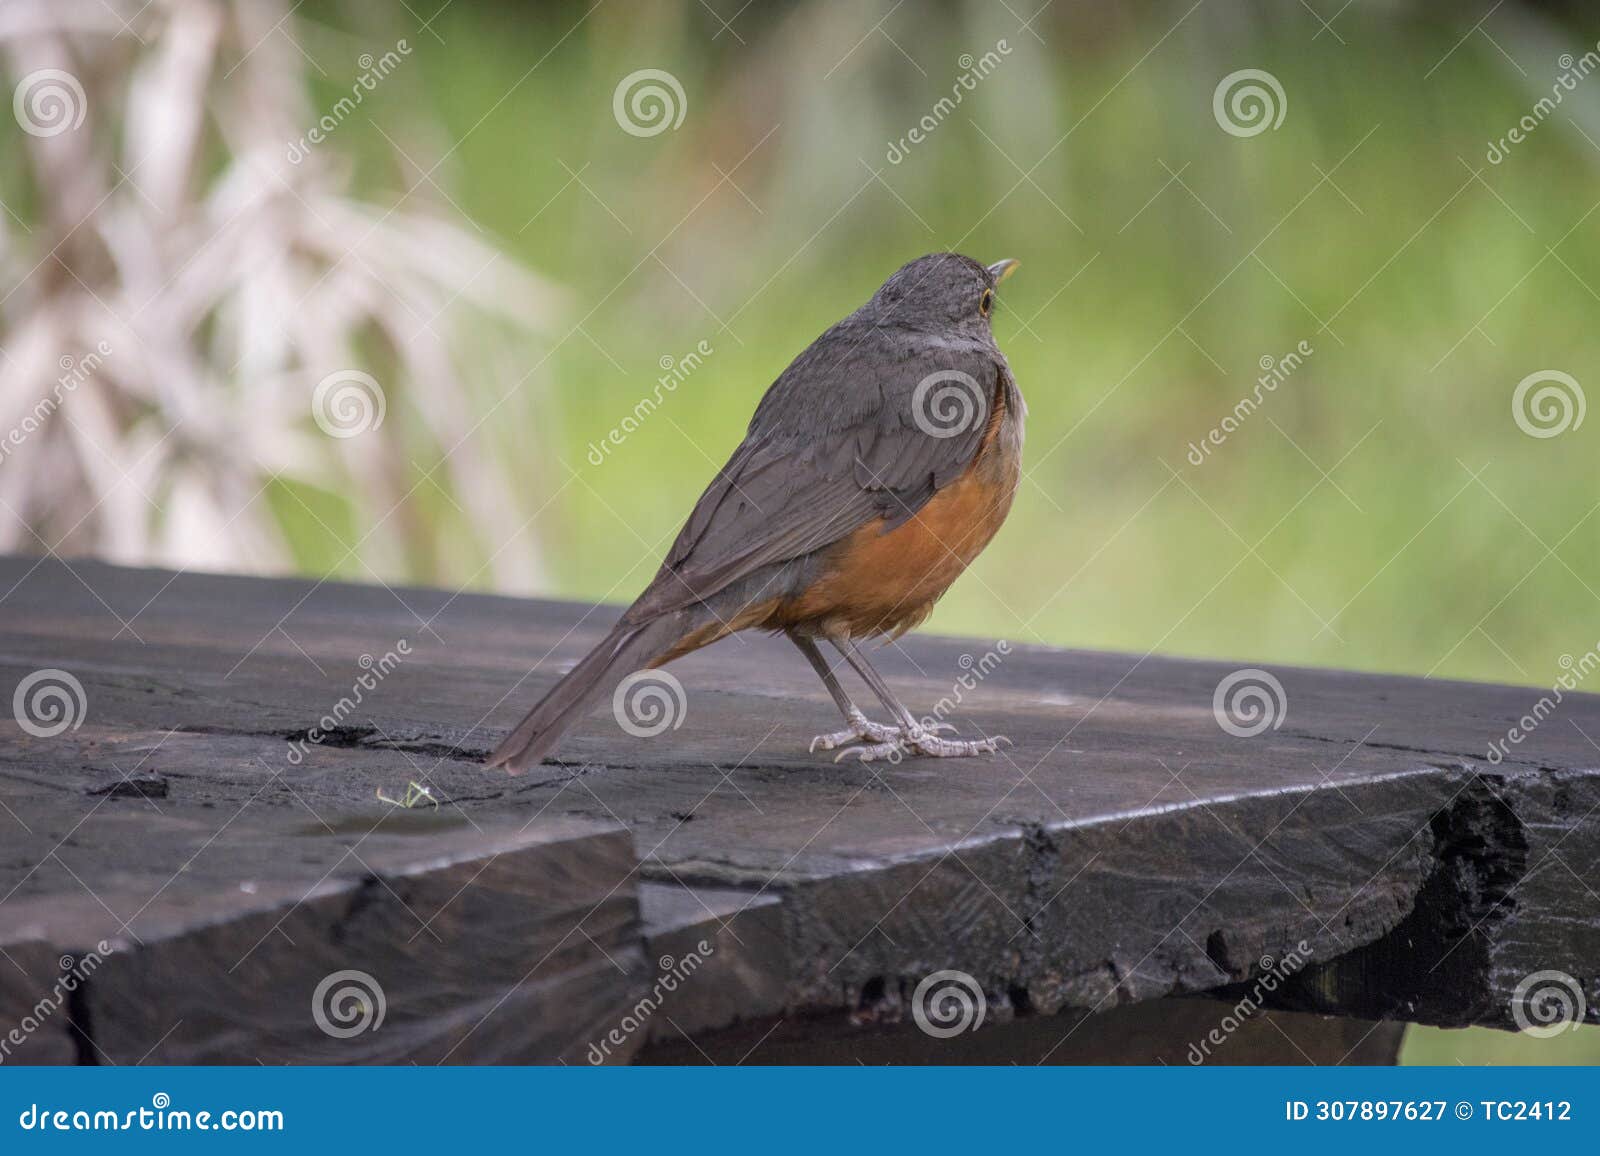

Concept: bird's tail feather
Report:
left=486, top=612, right=688, bottom=773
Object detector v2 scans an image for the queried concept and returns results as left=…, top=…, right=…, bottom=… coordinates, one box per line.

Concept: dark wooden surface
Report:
left=1, top=555, right=1596, bottom=1063
left=2, top=814, right=644, bottom=1065
left=640, top=1000, right=1407, bottom=1066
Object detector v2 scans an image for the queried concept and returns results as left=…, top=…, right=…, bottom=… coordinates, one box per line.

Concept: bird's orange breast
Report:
left=772, top=385, right=1022, bottom=639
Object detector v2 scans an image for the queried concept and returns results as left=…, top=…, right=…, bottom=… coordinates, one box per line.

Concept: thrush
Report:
left=488, top=252, right=1024, bottom=770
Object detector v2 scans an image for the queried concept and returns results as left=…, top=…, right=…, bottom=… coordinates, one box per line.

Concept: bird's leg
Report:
left=828, top=637, right=1008, bottom=763
left=790, top=634, right=913, bottom=751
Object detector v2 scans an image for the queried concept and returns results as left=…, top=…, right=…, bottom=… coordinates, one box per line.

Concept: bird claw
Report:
left=831, top=729, right=1011, bottom=763
left=810, top=717, right=900, bottom=752
left=834, top=740, right=901, bottom=763
left=910, top=732, right=1011, bottom=758
left=809, top=711, right=955, bottom=753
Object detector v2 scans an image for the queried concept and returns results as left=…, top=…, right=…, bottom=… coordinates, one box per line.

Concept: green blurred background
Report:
left=304, top=0, right=1600, bottom=1064
left=6, top=0, right=1597, bottom=1063
left=284, top=0, right=1599, bottom=689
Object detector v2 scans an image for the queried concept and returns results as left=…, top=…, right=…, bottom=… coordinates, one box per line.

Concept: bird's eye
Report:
left=979, top=289, right=993, bottom=316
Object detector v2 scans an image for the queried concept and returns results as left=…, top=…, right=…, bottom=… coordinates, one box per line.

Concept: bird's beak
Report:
left=987, top=258, right=1020, bottom=284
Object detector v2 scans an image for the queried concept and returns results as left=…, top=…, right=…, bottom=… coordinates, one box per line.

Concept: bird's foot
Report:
left=809, top=709, right=953, bottom=754
left=833, top=726, right=1010, bottom=763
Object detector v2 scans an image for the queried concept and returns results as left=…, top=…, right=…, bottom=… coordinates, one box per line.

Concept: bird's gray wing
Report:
left=628, top=322, right=1007, bottom=620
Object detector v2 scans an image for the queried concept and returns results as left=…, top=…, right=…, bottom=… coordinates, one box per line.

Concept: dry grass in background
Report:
left=0, top=0, right=560, bottom=590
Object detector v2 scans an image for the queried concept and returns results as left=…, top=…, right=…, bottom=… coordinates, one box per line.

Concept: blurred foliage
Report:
left=291, top=0, right=1600, bottom=686
left=0, top=0, right=561, bottom=587
left=1401, top=1021, right=1598, bottom=1064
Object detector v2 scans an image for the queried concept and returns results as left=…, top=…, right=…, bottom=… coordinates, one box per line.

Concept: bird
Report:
left=488, top=252, right=1024, bottom=772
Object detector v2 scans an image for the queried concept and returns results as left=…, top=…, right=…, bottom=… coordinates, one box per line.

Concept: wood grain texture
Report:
left=1, top=798, right=644, bottom=1064
left=0, top=939, right=84, bottom=1064
left=1, top=555, right=1596, bottom=1063
left=638, top=882, right=787, bottom=1042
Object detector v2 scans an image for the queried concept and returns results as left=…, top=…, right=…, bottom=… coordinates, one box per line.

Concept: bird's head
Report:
left=865, top=252, right=1019, bottom=337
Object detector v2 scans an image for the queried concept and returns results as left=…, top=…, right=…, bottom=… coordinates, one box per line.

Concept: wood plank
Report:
left=0, top=940, right=85, bottom=1065
left=2, top=555, right=1596, bottom=1060
left=638, top=882, right=787, bottom=1044
left=1, top=801, right=643, bottom=1064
